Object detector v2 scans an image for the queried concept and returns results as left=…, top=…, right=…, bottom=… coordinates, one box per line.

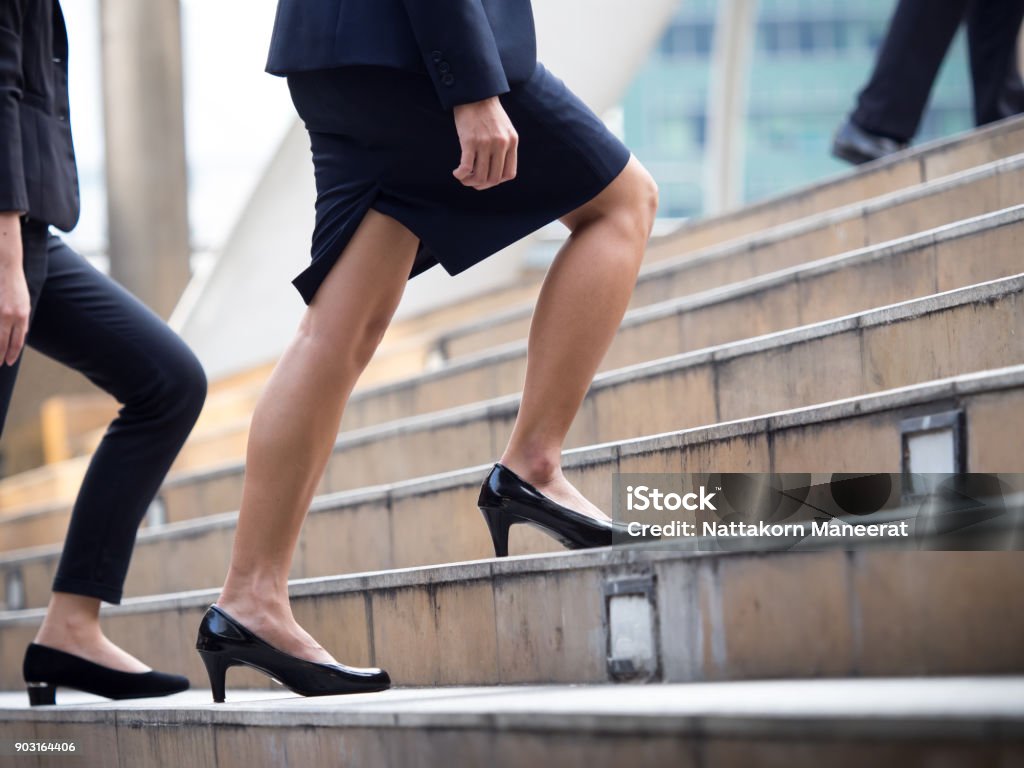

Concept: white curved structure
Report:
left=173, top=0, right=680, bottom=379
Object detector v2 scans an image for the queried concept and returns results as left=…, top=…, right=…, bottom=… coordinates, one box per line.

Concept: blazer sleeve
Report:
left=401, top=0, right=511, bottom=110
left=0, top=0, right=27, bottom=214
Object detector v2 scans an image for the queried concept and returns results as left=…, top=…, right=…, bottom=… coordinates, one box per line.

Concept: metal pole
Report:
left=99, top=0, right=190, bottom=319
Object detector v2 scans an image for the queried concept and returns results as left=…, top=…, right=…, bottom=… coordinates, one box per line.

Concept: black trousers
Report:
left=0, top=222, right=206, bottom=604
left=853, top=0, right=1024, bottom=142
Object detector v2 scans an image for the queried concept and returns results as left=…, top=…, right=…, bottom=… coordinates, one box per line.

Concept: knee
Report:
left=160, top=348, right=208, bottom=426
left=297, top=306, right=391, bottom=374
left=594, top=163, right=659, bottom=248
left=348, top=313, right=391, bottom=371
left=629, top=164, right=659, bottom=238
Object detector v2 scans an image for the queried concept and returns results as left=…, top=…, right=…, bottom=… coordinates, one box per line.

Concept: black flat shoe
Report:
left=195, top=604, right=391, bottom=703
left=831, top=117, right=908, bottom=165
left=478, top=462, right=646, bottom=557
left=22, top=643, right=189, bottom=706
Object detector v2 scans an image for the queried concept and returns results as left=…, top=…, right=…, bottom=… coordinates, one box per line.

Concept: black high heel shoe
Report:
left=478, top=463, right=641, bottom=557
left=195, top=604, right=391, bottom=703
left=22, top=643, right=189, bottom=706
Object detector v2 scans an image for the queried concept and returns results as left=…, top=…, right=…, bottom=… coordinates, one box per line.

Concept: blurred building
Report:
left=623, top=0, right=974, bottom=219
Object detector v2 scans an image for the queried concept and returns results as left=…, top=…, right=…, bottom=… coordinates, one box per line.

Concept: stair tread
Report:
left=2, top=678, right=1022, bottom=736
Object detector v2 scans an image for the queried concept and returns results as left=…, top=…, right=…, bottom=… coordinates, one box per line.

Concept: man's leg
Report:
left=967, top=0, right=1024, bottom=125
left=852, top=0, right=968, bottom=142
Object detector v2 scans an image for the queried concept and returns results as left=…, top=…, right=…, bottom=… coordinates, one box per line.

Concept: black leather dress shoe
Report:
left=195, top=604, right=391, bottom=703
left=477, top=463, right=655, bottom=557
left=22, top=643, right=189, bottom=706
left=831, top=117, right=908, bottom=165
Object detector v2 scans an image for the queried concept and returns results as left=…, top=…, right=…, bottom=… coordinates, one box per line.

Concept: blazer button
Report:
left=431, top=50, right=443, bottom=62
left=441, top=74, right=455, bottom=86
left=438, top=61, right=451, bottom=74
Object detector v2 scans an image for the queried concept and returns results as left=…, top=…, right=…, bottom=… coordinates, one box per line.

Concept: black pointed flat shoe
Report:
left=195, top=604, right=391, bottom=703
left=477, top=462, right=648, bottom=557
left=22, top=643, right=189, bottom=706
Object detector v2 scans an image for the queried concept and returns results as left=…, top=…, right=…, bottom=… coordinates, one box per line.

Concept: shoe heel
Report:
left=479, top=505, right=512, bottom=558
left=198, top=650, right=230, bottom=703
left=26, top=682, right=55, bottom=706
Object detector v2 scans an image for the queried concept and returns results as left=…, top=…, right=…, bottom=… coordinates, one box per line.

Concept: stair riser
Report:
left=6, top=718, right=1020, bottom=768
left=4, top=375, right=1022, bottom=609
left=445, top=162, right=1024, bottom=360
left=1, top=549, right=1021, bottom=695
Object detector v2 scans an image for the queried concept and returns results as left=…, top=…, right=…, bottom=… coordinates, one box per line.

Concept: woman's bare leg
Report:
left=499, top=156, right=658, bottom=517
left=216, top=210, right=419, bottom=663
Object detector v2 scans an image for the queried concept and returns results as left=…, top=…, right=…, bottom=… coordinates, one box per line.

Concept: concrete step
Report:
left=1, top=678, right=1021, bottom=767
left=439, top=152, right=1024, bottom=362
left=0, top=533, right=1021, bottom=692
left=3, top=266, right=1020, bottom=555
left=2, top=354, right=1021, bottom=612
left=653, top=114, right=1024, bottom=258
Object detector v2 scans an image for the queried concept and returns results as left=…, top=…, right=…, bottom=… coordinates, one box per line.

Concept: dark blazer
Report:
left=0, top=0, right=79, bottom=232
left=266, top=0, right=537, bottom=110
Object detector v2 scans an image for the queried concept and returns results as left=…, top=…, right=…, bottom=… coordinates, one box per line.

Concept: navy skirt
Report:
left=286, top=61, right=632, bottom=304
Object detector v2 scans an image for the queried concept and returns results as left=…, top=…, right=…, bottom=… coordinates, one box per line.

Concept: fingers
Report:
left=452, top=146, right=476, bottom=184
left=501, top=134, right=518, bottom=182
left=452, top=133, right=518, bottom=191
left=5, top=315, right=26, bottom=365
left=0, top=310, right=27, bottom=366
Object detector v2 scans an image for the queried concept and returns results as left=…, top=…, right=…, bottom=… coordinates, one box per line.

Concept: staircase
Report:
left=1, top=117, right=1023, bottom=767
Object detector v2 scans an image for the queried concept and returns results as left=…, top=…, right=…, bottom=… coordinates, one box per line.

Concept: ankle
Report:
left=35, top=592, right=103, bottom=644
left=220, top=567, right=291, bottom=608
left=216, top=588, right=292, bottom=625
left=499, top=449, right=563, bottom=487
left=35, top=612, right=102, bottom=647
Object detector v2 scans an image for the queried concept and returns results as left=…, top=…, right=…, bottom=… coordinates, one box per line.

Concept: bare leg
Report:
left=33, top=592, right=149, bottom=672
left=499, top=156, right=658, bottom=517
left=216, top=210, right=419, bottom=663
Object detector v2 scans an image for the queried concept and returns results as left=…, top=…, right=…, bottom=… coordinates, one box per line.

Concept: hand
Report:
left=0, top=212, right=30, bottom=366
left=452, top=96, right=518, bottom=191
